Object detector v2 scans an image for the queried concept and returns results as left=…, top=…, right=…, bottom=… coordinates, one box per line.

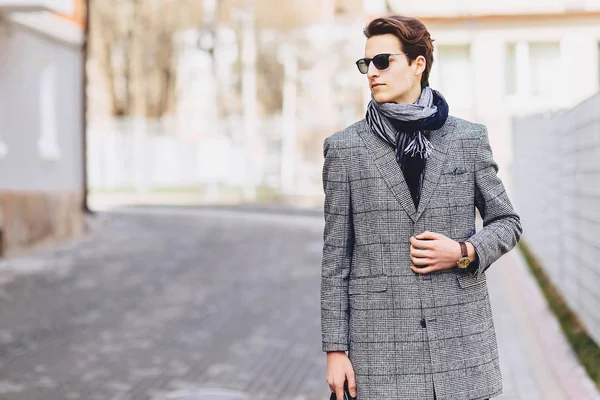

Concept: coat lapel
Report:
left=358, top=118, right=456, bottom=224
left=358, top=122, right=418, bottom=222
left=414, top=118, right=456, bottom=221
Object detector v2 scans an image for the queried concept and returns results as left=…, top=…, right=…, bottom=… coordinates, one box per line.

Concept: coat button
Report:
left=420, top=318, right=426, bottom=328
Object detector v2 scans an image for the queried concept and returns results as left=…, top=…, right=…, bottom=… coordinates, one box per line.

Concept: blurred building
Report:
left=282, top=0, right=600, bottom=198
left=109, top=0, right=376, bottom=199
left=90, top=0, right=600, bottom=204
left=0, top=0, right=85, bottom=256
left=390, top=0, right=600, bottom=193
left=85, top=0, right=386, bottom=203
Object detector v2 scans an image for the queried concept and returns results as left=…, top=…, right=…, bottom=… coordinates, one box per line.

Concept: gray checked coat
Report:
left=320, top=116, right=522, bottom=400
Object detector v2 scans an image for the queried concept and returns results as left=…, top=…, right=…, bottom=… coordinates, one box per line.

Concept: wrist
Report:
left=456, top=241, right=478, bottom=269
left=455, top=241, right=463, bottom=261
left=465, top=241, right=478, bottom=262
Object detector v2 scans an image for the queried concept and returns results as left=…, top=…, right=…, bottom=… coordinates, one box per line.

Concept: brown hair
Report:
left=363, top=15, right=434, bottom=87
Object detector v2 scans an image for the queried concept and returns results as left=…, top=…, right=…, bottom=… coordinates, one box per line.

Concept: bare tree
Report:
left=89, top=0, right=204, bottom=118
left=89, top=0, right=360, bottom=122
left=201, top=0, right=242, bottom=119
left=256, top=38, right=284, bottom=115
left=90, top=0, right=127, bottom=116
left=385, top=0, right=395, bottom=13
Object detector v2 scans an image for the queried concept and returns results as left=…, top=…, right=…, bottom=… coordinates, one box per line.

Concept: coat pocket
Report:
left=348, top=275, right=388, bottom=294
left=451, top=166, right=468, bottom=175
left=456, top=272, right=486, bottom=289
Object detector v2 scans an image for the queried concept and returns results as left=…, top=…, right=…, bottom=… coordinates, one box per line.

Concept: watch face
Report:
left=458, top=257, right=471, bottom=269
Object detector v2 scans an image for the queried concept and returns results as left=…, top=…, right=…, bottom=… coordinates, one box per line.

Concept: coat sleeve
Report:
left=466, top=126, right=523, bottom=279
left=321, top=137, right=354, bottom=352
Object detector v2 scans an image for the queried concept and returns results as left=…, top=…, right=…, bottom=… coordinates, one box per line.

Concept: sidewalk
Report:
left=488, top=249, right=600, bottom=400
left=88, top=191, right=232, bottom=210
left=87, top=191, right=324, bottom=212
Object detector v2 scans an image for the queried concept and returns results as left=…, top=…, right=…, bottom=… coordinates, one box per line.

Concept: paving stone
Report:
left=0, top=206, right=596, bottom=400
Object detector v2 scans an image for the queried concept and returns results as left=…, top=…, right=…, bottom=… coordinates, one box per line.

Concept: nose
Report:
left=367, top=62, right=379, bottom=79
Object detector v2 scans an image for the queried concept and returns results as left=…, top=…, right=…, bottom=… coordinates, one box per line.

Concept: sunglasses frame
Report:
left=355, top=52, right=406, bottom=74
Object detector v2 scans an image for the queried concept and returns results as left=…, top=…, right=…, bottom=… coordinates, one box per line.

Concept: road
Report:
left=0, top=207, right=596, bottom=400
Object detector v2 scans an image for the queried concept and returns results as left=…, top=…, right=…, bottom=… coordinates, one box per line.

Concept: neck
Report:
left=393, top=84, right=422, bottom=105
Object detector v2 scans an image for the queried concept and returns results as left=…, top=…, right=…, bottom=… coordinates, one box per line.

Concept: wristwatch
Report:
left=457, top=241, right=471, bottom=269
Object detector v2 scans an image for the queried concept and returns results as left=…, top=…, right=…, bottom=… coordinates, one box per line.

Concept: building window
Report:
left=436, top=44, right=473, bottom=108
left=39, top=60, right=60, bottom=160
left=529, top=42, right=561, bottom=97
left=505, top=41, right=561, bottom=98
left=505, top=43, right=517, bottom=95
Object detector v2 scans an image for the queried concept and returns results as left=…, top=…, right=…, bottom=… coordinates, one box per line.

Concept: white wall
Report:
left=0, top=17, right=83, bottom=191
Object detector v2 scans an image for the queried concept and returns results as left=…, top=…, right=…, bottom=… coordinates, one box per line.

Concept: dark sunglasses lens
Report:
left=372, top=54, right=390, bottom=70
left=356, top=59, right=369, bottom=74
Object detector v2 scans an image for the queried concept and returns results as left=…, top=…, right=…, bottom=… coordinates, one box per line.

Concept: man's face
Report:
left=363, top=34, right=423, bottom=104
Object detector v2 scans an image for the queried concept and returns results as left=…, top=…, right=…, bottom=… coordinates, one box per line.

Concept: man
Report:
left=321, top=15, right=522, bottom=400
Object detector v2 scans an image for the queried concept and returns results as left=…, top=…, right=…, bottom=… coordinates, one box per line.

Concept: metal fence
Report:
left=513, top=93, right=600, bottom=344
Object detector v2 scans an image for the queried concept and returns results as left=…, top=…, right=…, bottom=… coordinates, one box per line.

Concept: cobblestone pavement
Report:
left=0, top=206, right=597, bottom=400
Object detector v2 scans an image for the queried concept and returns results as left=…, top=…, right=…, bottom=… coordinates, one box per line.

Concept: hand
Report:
left=409, top=231, right=465, bottom=274
left=326, top=351, right=356, bottom=399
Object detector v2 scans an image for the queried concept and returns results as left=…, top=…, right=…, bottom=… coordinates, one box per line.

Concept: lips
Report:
left=371, top=83, right=384, bottom=89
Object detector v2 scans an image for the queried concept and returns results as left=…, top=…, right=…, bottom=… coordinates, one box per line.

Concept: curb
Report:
left=509, top=248, right=600, bottom=400
left=104, top=203, right=325, bottom=219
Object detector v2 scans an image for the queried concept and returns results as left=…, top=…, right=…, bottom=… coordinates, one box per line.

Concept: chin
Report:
left=375, top=90, right=414, bottom=104
left=372, top=92, right=394, bottom=104
left=372, top=89, right=407, bottom=104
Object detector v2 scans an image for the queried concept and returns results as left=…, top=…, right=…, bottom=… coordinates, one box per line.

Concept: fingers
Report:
left=326, top=373, right=338, bottom=390
left=328, top=382, right=335, bottom=394
left=335, top=384, right=344, bottom=400
left=347, top=369, right=357, bottom=398
left=411, top=265, right=435, bottom=274
left=410, top=246, right=430, bottom=259
left=410, top=246, right=433, bottom=265
left=325, top=348, right=356, bottom=399
left=409, top=235, right=436, bottom=272
left=327, top=379, right=344, bottom=398
left=326, top=374, right=348, bottom=399
left=411, top=256, right=432, bottom=266
left=410, top=244, right=433, bottom=266
left=416, top=231, right=443, bottom=240
left=410, top=235, right=435, bottom=249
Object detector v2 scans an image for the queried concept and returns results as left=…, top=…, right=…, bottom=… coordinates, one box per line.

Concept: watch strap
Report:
left=459, top=241, right=468, bottom=258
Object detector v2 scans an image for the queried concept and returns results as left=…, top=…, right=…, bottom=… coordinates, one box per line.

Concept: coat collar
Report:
left=357, top=117, right=456, bottom=223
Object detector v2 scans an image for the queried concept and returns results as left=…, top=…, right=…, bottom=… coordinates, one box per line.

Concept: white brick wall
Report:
left=513, top=93, right=600, bottom=344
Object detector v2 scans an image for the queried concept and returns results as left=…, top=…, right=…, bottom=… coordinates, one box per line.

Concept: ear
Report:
left=414, top=55, right=426, bottom=76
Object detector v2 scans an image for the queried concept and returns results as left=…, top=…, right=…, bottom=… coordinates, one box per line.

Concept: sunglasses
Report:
left=355, top=53, right=406, bottom=74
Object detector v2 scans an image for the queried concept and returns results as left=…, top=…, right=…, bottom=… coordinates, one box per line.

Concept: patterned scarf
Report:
left=365, top=87, right=449, bottom=169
